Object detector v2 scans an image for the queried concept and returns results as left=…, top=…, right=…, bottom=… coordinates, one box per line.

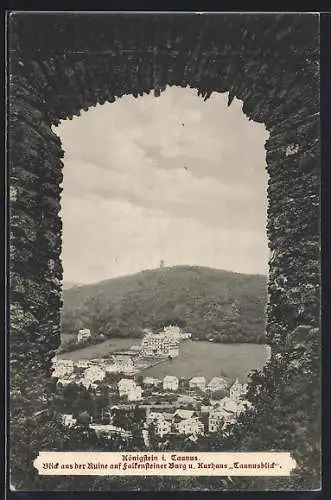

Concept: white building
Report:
left=61, top=414, right=77, bottom=427
left=118, top=378, right=136, bottom=397
left=52, top=359, right=74, bottom=378
left=77, top=328, right=91, bottom=342
left=209, top=398, right=245, bottom=433
left=127, top=385, right=143, bottom=402
left=163, top=375, right=179, bottom=391
left=143, top=376, right=160, bottom=387
left=75, top=359, right=90, bottom=369
left=140, top=330, right=180, bottom=357
left=177, top=417, right=204, bottom=436
left=173, top=409, right=196, bottom=431
left=206, top=377, right=228, bottom=392
left=162, top=325, right=191, bottom=340
left=112, top=355, right=135, bottom=374
left=83, top=366, right=106, bottom=383
left=78, top=378, right=93, bottom=390
left=163, top=325, right=181, bottom=337
left=156, top=418, right=172, bottom=437
left=208, top=410, right=224, bottom=433
left=148, top=413, right=172, bottom=437
left=90, top=424, right=131, bottom=438
left=230, top=378, right=248, bottom=400
left=57, top=378, right=71, bottom=387
left=209, top=396, right=249, bottom=428
left=218, top=396, right=240, bottom=414
left=146, top=411, right=165, bottom=425
left=189, top=376, right=206, bottom=391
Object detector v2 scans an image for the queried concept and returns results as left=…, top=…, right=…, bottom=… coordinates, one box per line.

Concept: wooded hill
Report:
left=61, top=265, right=267, bottom=343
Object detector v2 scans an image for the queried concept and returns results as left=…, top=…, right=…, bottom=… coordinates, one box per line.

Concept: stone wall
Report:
left=8, top=13, right=320, bottom=490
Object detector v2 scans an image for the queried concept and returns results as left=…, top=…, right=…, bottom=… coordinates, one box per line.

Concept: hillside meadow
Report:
left=58, top=337, right=270, bottom=382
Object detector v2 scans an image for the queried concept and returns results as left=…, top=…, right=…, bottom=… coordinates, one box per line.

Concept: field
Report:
left=58, top=336, right=270, bottom=382
left=142, top=340, right=270, bottom=383
left=59, top=337, right=140, bottom=361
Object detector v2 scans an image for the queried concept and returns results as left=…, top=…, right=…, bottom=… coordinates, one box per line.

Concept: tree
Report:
left=212, top=326, right=321, bottom=490
left=148, top=422, right=159, bottom=450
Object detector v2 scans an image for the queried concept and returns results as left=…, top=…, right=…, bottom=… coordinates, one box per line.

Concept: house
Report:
left=61, top=414, right=77, bottom=427
left=209, top=397, right=247, bottom=428
left=155, top=418, right=172, bottom=437
left=177, top=417, right=204, bottom=436
left=163, top=325, right=182, bottom=338
left=173, top=409, right=196, bottom=430
left=75, top=359, right=90, bottom=369
left=111, top=355, right=135, bottom=374
left=150, top=415, right=172, bottom=437
left=57, top=378, right=72, bottom=387
left=143, top=376, right=160, bottom=387
left=90, top=424, right=131, bottom=438
left=146, top=411, right=164, bottom=425
left=78, top=378, right=93, bottom=390
left=208, top=410, right=225, bottom=433
left=52, top=359, right=74, bottom=378
left=162, top=325, right=192, bottom=341
left=162, top=412, right=174, bottom=421
left=53, top=365, right=72, bottom=379
left=174, top=408, right=195, bottom=420
left=218, top=396, right=240, bottom=414
left=77, top=328, right=91, bottom=342
left=57, top=373, right=77, bottom=387
left=206, top=377, right=228, bottom=392
left=104, top=363, right=118, bottom=374
left=189, top=376, right=206, bottom=391
left=127, top=385, right=143, bottom=402
left=163, top=375, right=179, bottom=391
left=84, top=366, right=106, bottom=383
left=140, top=330, right=180, bottom=357
left=140, top=332, right=163, bottom=356
left=118, top=378, right=136, bottom=397
left=230, top=378, right=248, bottom=400
left=147, top=412, right=172, bottom=437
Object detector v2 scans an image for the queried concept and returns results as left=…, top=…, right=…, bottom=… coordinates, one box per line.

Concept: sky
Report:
left=55, top=86, right=269, bottom=285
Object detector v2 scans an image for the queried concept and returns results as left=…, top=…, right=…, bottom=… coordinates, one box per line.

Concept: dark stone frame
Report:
left=8, top=12, right=320, bottom=491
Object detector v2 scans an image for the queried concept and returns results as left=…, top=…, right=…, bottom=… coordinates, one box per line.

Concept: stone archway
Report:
left=8, top=12, right=320, bottom=490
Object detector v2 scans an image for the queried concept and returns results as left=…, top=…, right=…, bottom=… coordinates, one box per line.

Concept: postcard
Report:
left=8, top=11, right=321, bottom=492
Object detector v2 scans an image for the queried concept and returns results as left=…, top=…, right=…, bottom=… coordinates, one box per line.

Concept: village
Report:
left=52, top=325, right=251, bottom=446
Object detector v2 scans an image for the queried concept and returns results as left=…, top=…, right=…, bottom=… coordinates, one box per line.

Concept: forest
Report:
left=61, top=266, right=267, bottom=344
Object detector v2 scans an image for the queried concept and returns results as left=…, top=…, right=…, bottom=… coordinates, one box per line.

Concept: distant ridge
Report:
left=62, top=282, right=83, bottom=291
left=61, top=265, right=267, bottom=343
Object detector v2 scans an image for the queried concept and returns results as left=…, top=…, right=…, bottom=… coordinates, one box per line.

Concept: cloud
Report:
left=61, top=196, right=268, bottom=284
left=56, top=86, right=269, bottom=283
